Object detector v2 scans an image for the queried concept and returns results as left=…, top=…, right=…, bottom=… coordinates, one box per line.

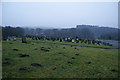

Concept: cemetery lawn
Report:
left=2, top=40, right=119, bottom=78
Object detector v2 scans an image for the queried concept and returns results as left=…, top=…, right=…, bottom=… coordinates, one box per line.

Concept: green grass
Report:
left=99, top=40, right=113, bottom=42
left=2, top=40, right=119, bottom=78
left=27, top=38, right=119, bottom=49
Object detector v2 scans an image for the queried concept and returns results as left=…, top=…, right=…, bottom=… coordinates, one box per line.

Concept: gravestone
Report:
left=72, top=39, right=75, bottom=43
left=22, top=37, right=27, bottom=43
left=88, top=40, right=91, bottom=44
left=60, top=39, right=62, bottom=42
left=6, top=39, right=9, bottom=42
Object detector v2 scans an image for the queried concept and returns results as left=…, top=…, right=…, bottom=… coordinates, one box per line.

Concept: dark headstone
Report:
left=81, top=40, right=84, bottom=43
left=60, top=39, right=62, bottom=42
left=22, top=37, right=27, bottom=43
left=88, top=40, right=91, bottom=44
left=92, top=40, right=95, bottom=44
left=84, top=40, right=87, bottom=43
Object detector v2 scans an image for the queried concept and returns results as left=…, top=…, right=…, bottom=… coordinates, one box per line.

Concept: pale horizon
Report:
left=2, top=2, right=118, bottom=28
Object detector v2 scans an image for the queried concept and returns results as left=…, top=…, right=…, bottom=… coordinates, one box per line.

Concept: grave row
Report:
left=24, top=35, right=113, bottom=46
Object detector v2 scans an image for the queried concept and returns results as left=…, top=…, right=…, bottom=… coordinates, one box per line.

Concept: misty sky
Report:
left=2, top=2, right=118, bottom=28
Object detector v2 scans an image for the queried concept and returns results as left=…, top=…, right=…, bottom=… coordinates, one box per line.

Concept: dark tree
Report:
left=2, top=26, right=25, bottom=40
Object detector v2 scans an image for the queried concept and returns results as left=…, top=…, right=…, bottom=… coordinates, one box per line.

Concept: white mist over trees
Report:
left=2, top=25, right=120, bottom=41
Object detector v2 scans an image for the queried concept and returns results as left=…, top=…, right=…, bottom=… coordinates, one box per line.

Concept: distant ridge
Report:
left=76, top=25, right=120, bottom=40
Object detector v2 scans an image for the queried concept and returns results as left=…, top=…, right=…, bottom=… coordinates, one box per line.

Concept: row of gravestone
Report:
left=24, top=35, right=113, bottom=46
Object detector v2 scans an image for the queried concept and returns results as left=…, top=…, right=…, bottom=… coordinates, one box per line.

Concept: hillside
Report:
left=76, top=25, right=120, bottom=40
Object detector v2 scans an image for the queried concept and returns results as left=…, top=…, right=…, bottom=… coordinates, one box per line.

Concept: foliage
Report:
left=2, top=26, right=25, bottom=39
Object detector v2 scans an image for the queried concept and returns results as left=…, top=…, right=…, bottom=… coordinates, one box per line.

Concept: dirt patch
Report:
left=19, top=67, right=29, bottom=71
left=19, top=54, right=29, bottom=57
left=74, top=47, right=79, bottom=50
left=75, top=54, right=79, bottom=56
left=48, top=47, right=51, bottom=49
left=71, top=57, right=75, bottom=59
left=13, top=49, right=19, bottom=51
left=111, top=69, right=118, bottom=72
left=41, top=48, right=49, bottom=52
left=52, top=67, right=57, bottom=70
left=74, top=47, right=77, bottom=49
left=67, top=61, right=73, bottom=64
left=96, top=72, right=102, bottom=76
left=63, top=47, right=66, bottom=49
left=3, top=49, right=5, bottom=51
left=31, top=63, right=43, bottom=67
left=41, top=47, right=50, bottom=52
left=34, top=48, right=38, bottom=50
left=4, top=58, right=10, bottom=60
left=61, top=66, right=65, bottom=69
left=86, top=61, right=92, bottom=64
left=2, top=61, right=11, bottom=65
left=58, top=52, right=62, bottom=54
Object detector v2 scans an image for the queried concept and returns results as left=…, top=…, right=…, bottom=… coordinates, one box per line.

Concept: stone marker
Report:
left=22, top=37, right=27, bottom=43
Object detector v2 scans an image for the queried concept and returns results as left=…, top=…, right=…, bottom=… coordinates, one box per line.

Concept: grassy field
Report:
left=2, top=39, right=119, bottom=78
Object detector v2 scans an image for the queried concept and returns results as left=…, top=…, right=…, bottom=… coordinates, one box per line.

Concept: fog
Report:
left=2, top=2, right=118, bottom=28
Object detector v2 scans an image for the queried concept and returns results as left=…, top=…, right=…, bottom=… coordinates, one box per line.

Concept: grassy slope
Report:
left=2, top=40, right=119, bottom=78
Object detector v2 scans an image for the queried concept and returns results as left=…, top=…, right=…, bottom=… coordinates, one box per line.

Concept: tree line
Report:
left=2, top=26, right=25, bottom=40
left=1, top=25, right=120, bottom=41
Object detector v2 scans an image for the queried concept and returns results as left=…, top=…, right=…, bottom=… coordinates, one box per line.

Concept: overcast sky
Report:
left=2, top=2, right=118, bottom=28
